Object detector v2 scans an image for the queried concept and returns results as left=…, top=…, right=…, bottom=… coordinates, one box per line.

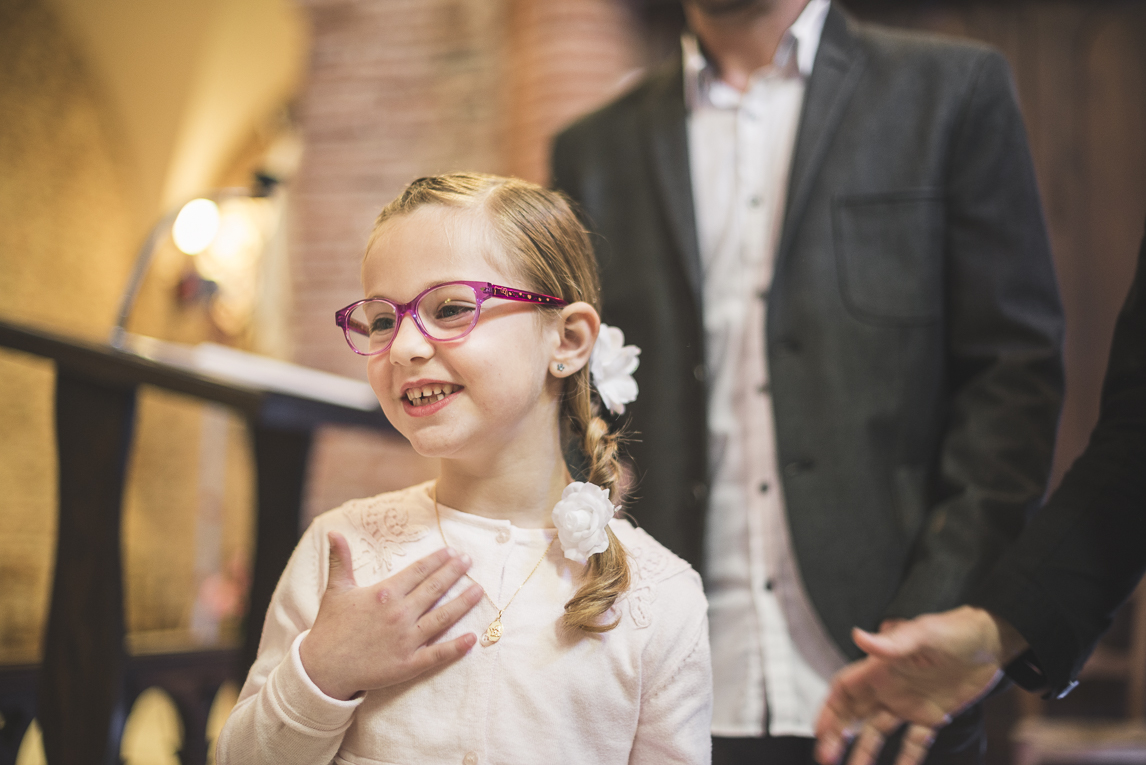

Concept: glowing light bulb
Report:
left=172, top=198, right=220, bottom=254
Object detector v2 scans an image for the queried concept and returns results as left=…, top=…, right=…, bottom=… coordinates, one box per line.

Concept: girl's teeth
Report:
left=407, top=384, right=456, bottom=404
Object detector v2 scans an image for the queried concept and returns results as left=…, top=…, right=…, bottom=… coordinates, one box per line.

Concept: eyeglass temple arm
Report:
left=484, top=284, right=566, bottom=306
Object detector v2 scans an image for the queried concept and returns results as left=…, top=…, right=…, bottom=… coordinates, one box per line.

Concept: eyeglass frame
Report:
left=335, top=280, right=569, bottom=356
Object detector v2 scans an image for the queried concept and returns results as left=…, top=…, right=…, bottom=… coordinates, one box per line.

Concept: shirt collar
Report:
left=683, top=0, right=831, bottom=110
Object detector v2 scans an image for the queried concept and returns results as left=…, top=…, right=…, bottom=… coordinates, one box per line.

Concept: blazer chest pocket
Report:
left=832, top=190, right=944, bottom=325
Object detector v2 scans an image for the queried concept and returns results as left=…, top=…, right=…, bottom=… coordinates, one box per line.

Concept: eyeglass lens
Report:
left=346, top=283, right=479, bottom=353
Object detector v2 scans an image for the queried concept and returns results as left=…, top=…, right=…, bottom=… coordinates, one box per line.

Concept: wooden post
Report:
left=38, top=371, right=136, bottom=765
left=241, top=424, right=314, bottom=675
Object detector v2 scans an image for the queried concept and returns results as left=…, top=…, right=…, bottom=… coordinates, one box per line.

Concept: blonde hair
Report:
left=371, top=172, right=630, bottom=633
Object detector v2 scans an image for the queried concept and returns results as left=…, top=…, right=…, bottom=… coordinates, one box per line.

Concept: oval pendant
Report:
left=482, top=617, right=503, bottom=646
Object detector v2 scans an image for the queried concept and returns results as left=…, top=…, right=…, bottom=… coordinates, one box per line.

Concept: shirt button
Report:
left=759, top=482, right=770, bottom=494
left=757, top=382, right=771, bottom=395
left=495, top=529, right=510, bottom=544
left=749, top=194, right=762, bottom=207
left=463, top=753, right=478, bottom=765
left=765, top=579, right=775, bottom=591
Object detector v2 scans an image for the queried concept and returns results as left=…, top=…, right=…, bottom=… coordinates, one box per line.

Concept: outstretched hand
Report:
left=814, top=607, right=1025, bottom=765
left=299, top=531, right=484, bottom=701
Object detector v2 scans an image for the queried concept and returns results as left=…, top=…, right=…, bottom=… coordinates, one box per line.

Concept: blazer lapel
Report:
left=778, top=3, right=867, bottom=266
left=642, top=62, right=704, bottom=312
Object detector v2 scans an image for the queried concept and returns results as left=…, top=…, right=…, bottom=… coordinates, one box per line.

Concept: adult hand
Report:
left=814, top=606, right=1026, bottom=765
left=299, top=531, right=484, bottom=701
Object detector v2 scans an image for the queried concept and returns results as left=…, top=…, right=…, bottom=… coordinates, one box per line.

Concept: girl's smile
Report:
left=401, top=380, right=464, bottom=416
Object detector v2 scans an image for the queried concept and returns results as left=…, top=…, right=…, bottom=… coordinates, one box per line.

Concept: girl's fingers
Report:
left=383, top=548, right=459, bottom=596
left=415, top=583, right=484, bottom=641
left=409, top=632, right=478, bottom=675
left=407, top=552, right=473, bottom=612
left=326, top=532, right=357, bottom=591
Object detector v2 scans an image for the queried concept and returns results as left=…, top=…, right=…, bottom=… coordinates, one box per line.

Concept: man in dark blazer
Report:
left=552, top=0, right=1064, bottom=762
left=815, top=221, right=1146, bottom=765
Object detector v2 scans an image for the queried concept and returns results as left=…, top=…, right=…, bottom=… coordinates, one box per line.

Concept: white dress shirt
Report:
left=686, top=0, right=848, bottom=738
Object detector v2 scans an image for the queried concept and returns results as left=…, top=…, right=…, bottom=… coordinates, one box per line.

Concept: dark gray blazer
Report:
left=552, top=3, right=1065, bottom=658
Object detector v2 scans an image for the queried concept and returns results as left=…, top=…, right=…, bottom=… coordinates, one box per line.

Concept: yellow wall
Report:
left=43, top=0, right=308, bottom=224
left=0, top=0, right=307, bottom=662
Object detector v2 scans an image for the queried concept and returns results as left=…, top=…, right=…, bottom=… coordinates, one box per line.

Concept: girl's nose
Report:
left=387, top=314, right=434, bottom=364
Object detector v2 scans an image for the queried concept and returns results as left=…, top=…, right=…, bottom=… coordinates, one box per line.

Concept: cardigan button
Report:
left=495, top=529, right=510, bottom=544
left=463, top=753, right=478, bottom=765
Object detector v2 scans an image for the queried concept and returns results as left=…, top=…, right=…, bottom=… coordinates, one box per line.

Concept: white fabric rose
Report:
left=590, top=323, right=640, bottom=415
left=551, top=481, right=616, bottom=564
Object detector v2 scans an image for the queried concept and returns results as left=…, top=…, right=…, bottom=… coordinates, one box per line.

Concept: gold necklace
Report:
left=432, top=483, right=557, bottom=646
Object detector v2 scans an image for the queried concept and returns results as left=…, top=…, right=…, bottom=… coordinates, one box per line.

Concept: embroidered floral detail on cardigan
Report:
left=621, top=532, right=672, bottom=629
left=345, top=494, right=429, bottom=576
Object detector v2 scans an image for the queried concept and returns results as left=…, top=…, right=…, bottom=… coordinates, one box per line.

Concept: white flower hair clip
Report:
left=552, top=481, right=616, bottom=563
left=590, top=323, right=640, bottom=415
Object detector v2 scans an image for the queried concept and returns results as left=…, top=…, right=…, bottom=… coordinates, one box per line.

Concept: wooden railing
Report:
left=0, top=320, right=390, bottom=765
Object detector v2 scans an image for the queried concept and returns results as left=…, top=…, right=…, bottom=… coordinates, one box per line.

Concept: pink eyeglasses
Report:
left=335, top=280, right=567, bottom=356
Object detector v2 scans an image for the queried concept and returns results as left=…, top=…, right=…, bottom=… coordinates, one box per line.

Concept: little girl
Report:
left=217, top=173, right=712, bottom=764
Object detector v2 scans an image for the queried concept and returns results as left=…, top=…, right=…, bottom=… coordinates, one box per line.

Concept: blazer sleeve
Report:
left=969, top=224, right=1146, bottom=697
left=884, top=49, right=1066, bottom=619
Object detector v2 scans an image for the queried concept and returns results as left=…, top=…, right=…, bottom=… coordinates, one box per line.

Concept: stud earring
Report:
left=556, top=363, right=566, bottom=373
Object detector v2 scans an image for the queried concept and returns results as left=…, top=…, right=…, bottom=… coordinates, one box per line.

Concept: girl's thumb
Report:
left=326, top=531, right=357, bottom=590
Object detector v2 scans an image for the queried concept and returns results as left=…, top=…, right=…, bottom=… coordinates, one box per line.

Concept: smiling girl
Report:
left=216, top=173, right=712, bottom=765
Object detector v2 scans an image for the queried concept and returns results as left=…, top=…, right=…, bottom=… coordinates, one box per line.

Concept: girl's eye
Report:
left=434, top=301, right=476, bottom=323
left=371, top=316, right=396, bottom=333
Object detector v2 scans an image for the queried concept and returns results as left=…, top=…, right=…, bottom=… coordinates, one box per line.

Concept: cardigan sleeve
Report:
left=629, top=567, right=713, bottom=765
left=216, top=519, right=365, bottom=764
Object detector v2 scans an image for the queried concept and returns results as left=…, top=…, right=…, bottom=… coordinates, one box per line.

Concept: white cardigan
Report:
left=217, top=482, right=712, bottom=765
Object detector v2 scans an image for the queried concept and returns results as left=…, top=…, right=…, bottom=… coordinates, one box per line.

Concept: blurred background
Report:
left=0, top=0, right=1143, bottom=762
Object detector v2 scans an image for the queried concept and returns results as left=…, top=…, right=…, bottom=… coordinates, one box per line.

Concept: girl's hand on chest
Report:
left=299, top=531, right=484, bottom=701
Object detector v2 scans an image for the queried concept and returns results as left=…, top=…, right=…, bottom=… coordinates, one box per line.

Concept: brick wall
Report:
left=290, top=0, right=650, bottom=517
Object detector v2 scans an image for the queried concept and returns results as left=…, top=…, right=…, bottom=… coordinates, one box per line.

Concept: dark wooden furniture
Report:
left=0, top=319, right=390, bottom=765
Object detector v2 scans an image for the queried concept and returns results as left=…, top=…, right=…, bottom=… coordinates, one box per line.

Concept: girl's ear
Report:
left=550, top=302, right=600, bottom=378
